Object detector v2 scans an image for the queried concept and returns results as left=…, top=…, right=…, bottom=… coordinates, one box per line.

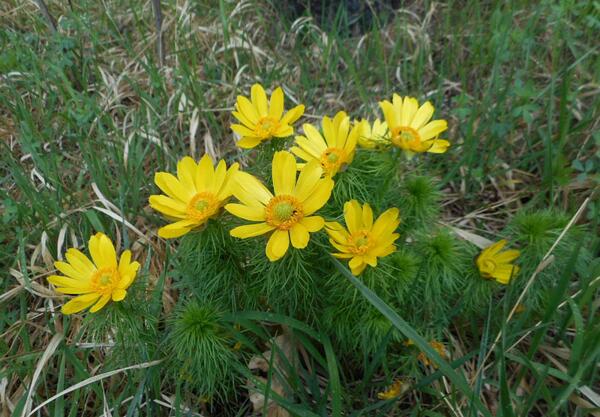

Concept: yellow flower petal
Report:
left=362, top=203, right=373, bottom=229
left=231, top=123, right=257, bottom=137
left=54, top=261, right=83, bottom=279
left=149, top=195, right=187, bottom=218
left=426, top=139, right=450, bottom=154
left=89, top=294, right=111, bottom=313
left=302, top=124, right=328, bottom=153
left=349, top=257, right=367, bottom=275
left=61, top=293, right=100, bottom=315
left=251, top=83, right=268, bottom=116
left=379, top=100, right=397, bottom=128
left=300, top=216, right=325, bottom=232
left=236, top=95, right=259, bottom=124
left=418, top=120, right=448, bottom=140
left=157, top=219, right=198, bottom=239
left=236, top=136, right=263, bottom=149
left=216, top=162, right=239, bottom=200
left=230, top=222, right=274, bottom=238
left=411, top=101, right=434, bottom=129
left=344, top=200, right=363, bottom=234
left=48, top=275, right=89, bottom=289
left=495, top=249, right=520, bottom=263
left=231, top=110, right=255, bottom=129
left=64, top=248, right=95, bottom=275
left=195, top=154, right=215, bottom=192
left=155, top=172, right=194, bottom=203
left=234, top=171, right=273, bottom=206
left=302, top=178, right=333, bottom=215
left=269, top=87, right=284, bottom=120
left=273, top=125, right=293, bottom=138
left=272, top=151, right=297, bottom=195
left=89, top=233, right=117, bottom=268
left=290, top=145, right=316, bottom=163
left=290, top=223, right=310, bottom=249
left=177, top=156, right=198, bottom=194
left=400, top=96, right=418, bottom=126
left=371, top=208, right=400, bottom=237
left=225, top=203, right=265, bottom=221
left=280, top=104, right=305, bottom=125
left=266, top=229, right=289, bottom=261
left=112, top=289, right=127, bottom=301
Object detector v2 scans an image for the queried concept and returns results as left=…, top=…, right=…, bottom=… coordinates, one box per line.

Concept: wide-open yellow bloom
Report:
left=226, top=151, right=334, bottom=261
left=48, top=233, right=140, bottom=314
left=231, top=83, right=305, bottom=149
left=356, top=118, right=390, bottom=149
left=379, top=94, right=450, bottom=155
left=476, top=239, right=520, bottom=284
left=326, top=200, right=400, bottom=275
left=150, top=155, right=239, bottom=238
left=291, top=111, right=358, bottom=177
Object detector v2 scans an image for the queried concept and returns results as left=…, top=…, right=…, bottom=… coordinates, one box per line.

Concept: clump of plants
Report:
left=46, top=84, right=588, bottom=407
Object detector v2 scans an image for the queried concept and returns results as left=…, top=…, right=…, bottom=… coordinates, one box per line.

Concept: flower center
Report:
left=265, top=195, right=304, bottom=230
left=255, top=116, right=280, bottom=139
left=320, top=147, right=347, bottom=175
left=391, top=126, right=421, bottom=150
left=186, top=192, right=220, bottom=222
left=91, top=267, right=120, bottom=295
left=349, top=230, right=373, bottom=254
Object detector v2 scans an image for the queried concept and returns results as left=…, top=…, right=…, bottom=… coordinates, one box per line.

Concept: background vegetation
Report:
left=1, top=0, right=598, bottom=415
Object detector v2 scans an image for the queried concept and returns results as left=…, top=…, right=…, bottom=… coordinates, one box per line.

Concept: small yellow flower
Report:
left=226, top=151, right=333, bottom=261
left=379, top=94, right=450, bottom=155
left=48, top=233, right=140, bottom=314
left=377, top=379, right=406, bottom=400
left=149, top=155, right=240, bottom=239
left=476, top=239, right=520, bottom=284
left=356, top=118, right=390, bottom=149
left=231, top=83, right=305, bottom=149
left=417, top=340, right=448, bottom=368
left=291, top=111, right=358, bottom=177
left=326, top=200, right=400, bottom=275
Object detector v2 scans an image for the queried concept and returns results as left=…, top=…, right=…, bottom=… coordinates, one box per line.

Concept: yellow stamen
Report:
left=349, top=230, right=373, bottom=254
left=265, top=195, right=303, bottom=230
left=390, top=126, right=421, bottom=150
left=320, top=147, right=347, bottom=175
left=255, top=116, right=280, bottom=139
left=186, top=192, right=219, bottom=222
left=91, top=267, right=120, bottom=295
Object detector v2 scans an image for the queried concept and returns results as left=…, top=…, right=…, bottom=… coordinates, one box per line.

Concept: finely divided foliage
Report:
left=1, top=1, right=598, bottom=416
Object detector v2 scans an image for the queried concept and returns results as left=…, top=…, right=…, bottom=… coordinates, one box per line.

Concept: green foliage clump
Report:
left=165, top=300, right=239, bottom=400
left=506, top=210, right=590, bottom=311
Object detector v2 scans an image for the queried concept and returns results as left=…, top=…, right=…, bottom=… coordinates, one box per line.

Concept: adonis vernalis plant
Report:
left=42, top=86, right=593, bottom=411
left=231, top=83, right=305, bottom=149
left=48, top=233, right=140, bottom=314
left=226, top=150, right=333, bottom=261
left=291, top=111, right=359, bottom=177
left=149, top=155, right=239, bottom=238
left=379, top=94, right=450, bottom=156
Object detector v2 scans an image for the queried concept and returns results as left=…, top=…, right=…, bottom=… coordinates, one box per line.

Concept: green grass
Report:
left=1, top=0, right=599, bottom=415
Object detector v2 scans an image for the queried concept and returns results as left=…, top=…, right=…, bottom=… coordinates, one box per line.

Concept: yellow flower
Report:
left=326, top=200, right=400, bottom=275
left=379, top=94, right=450, bottom=155
left=377, top=379, right=406, bottom=400
left=417, top=340, right=448, bottom=368
left=231, top=83, right=305, bottom=149
left=356, top=118, right=390, bottom=149
left=48, top=233, right=140, bottom=314
left=476, top=239, right=520, bottom=284
left=226, top=151, right=334, bottom=261
left=291, top=111, right=358, bottom=177
left=149, top=155, right=240, bottom=239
